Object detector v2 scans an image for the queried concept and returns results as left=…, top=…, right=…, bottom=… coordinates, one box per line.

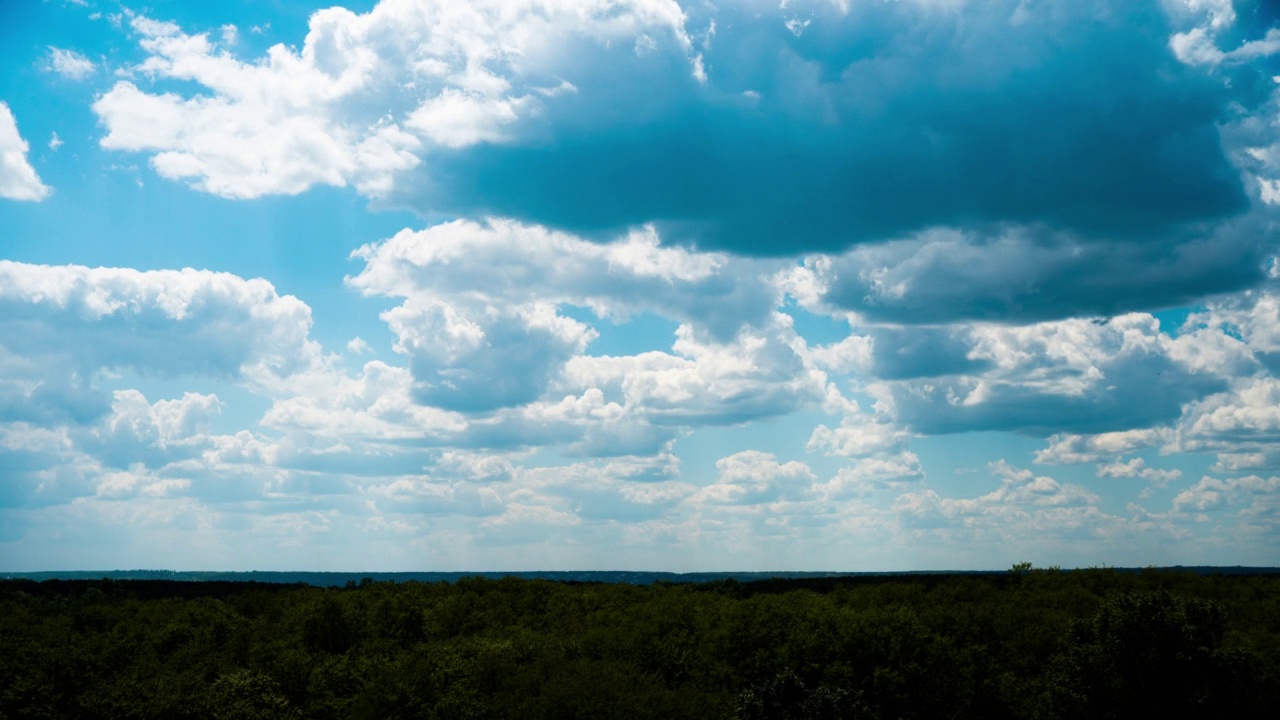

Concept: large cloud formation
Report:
left=94, top=0, right=1265, bottom=254
left=91, top=0, right=1280, bottom=334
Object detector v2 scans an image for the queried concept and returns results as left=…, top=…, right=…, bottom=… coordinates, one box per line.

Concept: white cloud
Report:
left=1185, top=291, right=1280, bottom=360
left=94, top=79, right=423, bottom=199
left=1035, top=428, right=1172, bottom=464
left=1174, top=377, right=1280, bottom=472
left=559, top=320, right=827, bottom=427
left=259, top=359, right=462, bottom=443
left=46, top=47, right=96, bottom=80
left=893, top=461, right=1102, bottom=533
left=0, top=261, right=321, bottom=428
left=807, top=412, right=908, bottom=457
left=0, top=261, right=318, bottom=379
left=95, top=466, right=191, bottom=500
left=1167, top=0, right=1280, bottom=67
left=501, top=451, right=692, bottom=522
left=93, top=1, right=695, bottom=199
left=93, top=390, right=221, bottom=462
left=692, top=451, right=816, bottom=505
left=1096, top=457, right=1181, bottom=483
left=1173, top=474, right=1280, bottom=514
left=48, top=132, right=63, bottom=151
left=869, top=313, right=1225, bottom=436
left=1183, top=377, right=1280, bottom=439
left=349, top=219, right=773, bottom=339
left=383, top=298, right=595, bottom=411
left=0, top=389, right=227, bottom=510
left=0, top=103, right=52, bottom=201
left=350, top=219, right=817, bottom=423
left=821, top=452, right=924, bottom=498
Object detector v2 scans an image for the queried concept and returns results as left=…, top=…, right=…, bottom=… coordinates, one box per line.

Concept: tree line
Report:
left=1, top=566, right=1276, bottom=719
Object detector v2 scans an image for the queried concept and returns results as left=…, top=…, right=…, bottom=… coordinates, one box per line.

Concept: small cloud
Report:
left=692, top=53, right=707, bottom=83
left=634, top=33, right=658, bottom=55
left=220, top=24, right=238, bottom=46
left=346, top=337, right=371, bottom=355
left=535, top=80, right=577, bottom=97
left=48, top=132, right=63, bottom=151
left=46, top=47, right=96, bottom=80
left=1096, top=457, right=1181, bottom=484
left=250, top=22, right=270, bottom=35
left=785, top=18, right=811, bottom=37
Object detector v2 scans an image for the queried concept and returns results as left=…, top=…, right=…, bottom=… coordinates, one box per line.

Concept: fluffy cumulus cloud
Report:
left=92, top=1, right=694, bottom=199
left=820, top=452, right=925, bottom=498
left=0, top=260, right=326, bottom=458
left=868, top=314, right=1227, bottom=436
left=894, top=461, right=1102, bottom=535
left=1173, top=473, right=1280, bottom=513
left=0, top=262, right=335, bottom=516
left=1152, top=289, right=1280, bottom=471
left=1035, top=429, right=1174, bottom=465
left=0, top=103, right=51, bottom=201
left=692, top=451, right=816, bottom=505
left=349, top=218, right=824, bottom=430
left=1096, top=458, right=1182, bottom=483
left=349, top=220, right=775, bottom=338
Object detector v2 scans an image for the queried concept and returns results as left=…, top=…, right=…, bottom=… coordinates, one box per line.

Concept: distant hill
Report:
left=4, top=566, right=1278, bottom=587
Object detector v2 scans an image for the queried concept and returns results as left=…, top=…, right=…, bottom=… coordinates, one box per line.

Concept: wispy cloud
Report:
left=45, top=46, right=95, bottom=80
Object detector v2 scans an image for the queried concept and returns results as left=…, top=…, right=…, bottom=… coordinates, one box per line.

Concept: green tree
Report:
left=733, top=668, right=872, bottom=720
left=1044, top=590, right=1264, bottom=719
left=208, top=669, right=298, bottom=720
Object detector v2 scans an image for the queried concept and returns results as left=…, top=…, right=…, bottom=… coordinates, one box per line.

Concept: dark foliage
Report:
left=1, top=567, right=1276, bottom=719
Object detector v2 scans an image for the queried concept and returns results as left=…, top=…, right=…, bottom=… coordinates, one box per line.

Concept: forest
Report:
left=1, top=566, right=1277, bottom=719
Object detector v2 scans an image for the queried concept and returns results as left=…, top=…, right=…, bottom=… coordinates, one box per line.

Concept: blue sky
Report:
left=2, top=0, right=1280, bottom=571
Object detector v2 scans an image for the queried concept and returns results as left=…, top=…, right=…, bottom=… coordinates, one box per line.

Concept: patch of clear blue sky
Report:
left=1, top=0, right=419, bottom=356
left=0, top=161, right=416, bottom=350
left=784, top=296, right=851, bottom=347
left=559, top=307, right=683, bottom=358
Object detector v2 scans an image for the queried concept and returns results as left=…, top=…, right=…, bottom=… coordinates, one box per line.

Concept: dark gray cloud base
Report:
left=401, top=0, right=1252, bottom=255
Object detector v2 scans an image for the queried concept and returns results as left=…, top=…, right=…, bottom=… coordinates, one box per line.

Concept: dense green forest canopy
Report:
left=2, top=567, right=1277, bottom=719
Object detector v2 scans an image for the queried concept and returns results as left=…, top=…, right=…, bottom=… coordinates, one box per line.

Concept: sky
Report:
left=2, top=0, right=1280, bottom=572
